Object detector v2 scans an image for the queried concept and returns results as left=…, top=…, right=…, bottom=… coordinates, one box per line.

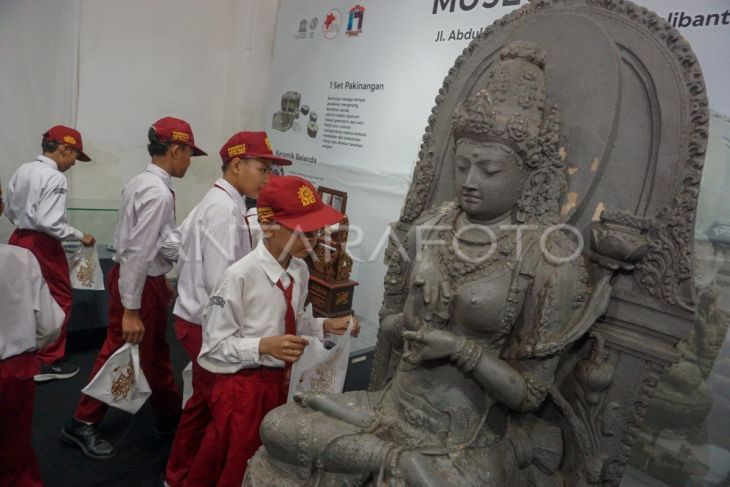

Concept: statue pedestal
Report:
left=308, top=274, right=358, bottom=318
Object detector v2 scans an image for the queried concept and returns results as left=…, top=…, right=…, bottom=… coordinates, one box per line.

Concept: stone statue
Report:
left=246, top=0, right=710, bottom=485
left=246, top=40, right=610, bottom=487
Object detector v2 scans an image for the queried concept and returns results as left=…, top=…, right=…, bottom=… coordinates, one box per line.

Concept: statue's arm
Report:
left=455, top=343, right=557, bottom=413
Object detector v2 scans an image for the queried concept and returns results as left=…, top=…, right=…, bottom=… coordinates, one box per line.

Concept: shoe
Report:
left=60, top=419, right=116, bottom=460
left=154, top=414, right=181, bottom=439
left=160, top=471, right=171, bottom=487
left=35, top=361, right=80, bottom=382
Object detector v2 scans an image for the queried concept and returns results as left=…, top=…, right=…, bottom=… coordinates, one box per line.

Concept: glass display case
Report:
left=64, top=199, right=119, bottom=348
left=66, top=199, right=119, bottom=255
left=621, top=111, right=730, bottom=487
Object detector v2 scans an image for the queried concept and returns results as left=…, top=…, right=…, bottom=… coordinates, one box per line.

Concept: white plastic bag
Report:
left=181, top=361, right=193, bottom=408
left=81, top=343, right=151, bottom=414
left=68, top=245, right=105, bottom=290
left=288, top=317, right=353, bottom=402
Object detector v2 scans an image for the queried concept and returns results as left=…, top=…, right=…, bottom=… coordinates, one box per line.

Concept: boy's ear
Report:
left=230, top=157, right=241, bottom=173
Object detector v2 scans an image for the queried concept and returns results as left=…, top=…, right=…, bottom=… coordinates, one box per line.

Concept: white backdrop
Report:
left=269, top=0, right=730, bottom=324
left=0, top=0, right=81, bottom=242
left=0, top=0, right=280, bottom=242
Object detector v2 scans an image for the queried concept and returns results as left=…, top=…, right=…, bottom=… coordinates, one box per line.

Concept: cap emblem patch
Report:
left=172, top=130, right=190, bottom=142
left=297, top=186, right=316, bottom=207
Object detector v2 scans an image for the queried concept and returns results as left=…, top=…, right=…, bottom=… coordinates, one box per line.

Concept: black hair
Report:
left=42, top=139, right=60, bottom=154
left=147, top=127, right=172, bottom=157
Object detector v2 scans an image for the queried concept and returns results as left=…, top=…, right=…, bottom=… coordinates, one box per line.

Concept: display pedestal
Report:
left=308, top=274, right=358, bottom=318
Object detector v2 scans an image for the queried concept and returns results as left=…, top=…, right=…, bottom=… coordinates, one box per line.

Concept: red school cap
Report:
left=257, top=175, right=343, bottom=233
left=149, top=117, right=207, bottom=156
left=219, top=131, right=292, bottom=166
left=43, top=126, right=91, bottom=162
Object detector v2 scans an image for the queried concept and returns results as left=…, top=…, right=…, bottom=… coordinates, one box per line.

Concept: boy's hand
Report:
left=80, top=233, right=96, bottom=247
left=259, top=335, right=309, bottom=363
left=122, top=309, right=145, bottom=344
left=324, top=315, right=360, bottom=337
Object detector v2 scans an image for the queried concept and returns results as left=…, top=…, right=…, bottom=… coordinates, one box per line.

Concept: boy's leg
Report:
left=187, top=370, right=286, bottom=487
left=138, top=277, right=182, bottom=428
left=62, top=265, right=119, bottom=461
left=0, top=352, right=43, bottom=487
left=73, top=265, right=126, bottom=424
left=166, top=318, right=216, bottom=487
left=9, top=230, right=75, bottom=375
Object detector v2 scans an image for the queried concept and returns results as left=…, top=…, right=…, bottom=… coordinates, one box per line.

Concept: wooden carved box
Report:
left=306, top=186, right=358, bottom=318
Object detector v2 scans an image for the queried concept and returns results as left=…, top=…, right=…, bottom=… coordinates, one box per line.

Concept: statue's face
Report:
left=455, top=138, right=524, bottom=222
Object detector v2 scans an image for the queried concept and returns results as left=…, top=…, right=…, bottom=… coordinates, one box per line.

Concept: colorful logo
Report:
left=63, top=135, right=77, bottom=145
left=346, top=5, right=365, bottom=37
left=298, top=186, right=316, bottom=207
left=322, top=9, right=342, bottom=39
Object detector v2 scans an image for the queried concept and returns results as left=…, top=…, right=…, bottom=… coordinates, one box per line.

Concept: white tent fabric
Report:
left=0, top=0, right=81, bottom=242
left=0, top=0, right=279, bottom=242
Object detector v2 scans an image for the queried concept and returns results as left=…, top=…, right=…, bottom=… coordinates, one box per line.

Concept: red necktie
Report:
left=275, top=275, right=297, bottom=336
left=275, top=276, right=296, bottom=382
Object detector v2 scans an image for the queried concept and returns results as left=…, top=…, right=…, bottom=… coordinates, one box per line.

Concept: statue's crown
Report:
left=453, top=41, right=547, bottom=155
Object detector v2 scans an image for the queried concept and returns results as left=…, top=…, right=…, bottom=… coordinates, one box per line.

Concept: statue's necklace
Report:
left=436, top=211, right=517, bottom=287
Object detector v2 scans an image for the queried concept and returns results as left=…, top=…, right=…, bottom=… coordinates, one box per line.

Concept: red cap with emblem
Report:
left=257, top=175, right=343, bottom=232
left=149, top=116, right=207, bottom=156
left=43, top=125, right=91, bottom=162
left=219, top=131, right=291, bottom=166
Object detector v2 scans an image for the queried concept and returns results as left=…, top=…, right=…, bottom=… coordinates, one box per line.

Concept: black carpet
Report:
left=32, top=325, right=189, bottom=487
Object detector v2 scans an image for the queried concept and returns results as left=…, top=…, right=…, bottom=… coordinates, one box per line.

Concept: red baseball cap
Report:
left=150, top=117, right=207, bottom=156
left=219, top=131, right=291, bottom=166
left=43, top=126, right=91, bottom=162
left=257, top=175, right=343, bottom=233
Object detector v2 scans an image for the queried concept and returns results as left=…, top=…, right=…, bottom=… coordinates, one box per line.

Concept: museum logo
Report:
left=295, top=16, right=319, bottom=40
left=346, top=5, right=366, bottom=37
left=323, top=9, right=342, bottom=39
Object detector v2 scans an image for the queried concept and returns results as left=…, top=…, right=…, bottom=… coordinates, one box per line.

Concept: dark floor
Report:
left=32, top=325, right=189, bottom=487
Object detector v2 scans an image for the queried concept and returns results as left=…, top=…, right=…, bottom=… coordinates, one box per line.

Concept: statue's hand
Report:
left=403, top=278, right=453, bottom=331
left=402, top=328, right=459, bottom=364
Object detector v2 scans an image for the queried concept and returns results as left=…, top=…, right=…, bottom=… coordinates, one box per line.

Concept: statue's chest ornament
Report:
left=422, top=222, right=526, bottom=334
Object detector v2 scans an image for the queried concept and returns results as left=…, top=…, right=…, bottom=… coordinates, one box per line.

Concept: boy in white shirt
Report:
left=163, top=131, right=292, bottom=487
left=0, top=181, right=65, bottom=486
left=63, top=117, right=207, bottom=460
left=6, top=125, right=96, bottom=381
left=186, top=175, right=360, bottom=487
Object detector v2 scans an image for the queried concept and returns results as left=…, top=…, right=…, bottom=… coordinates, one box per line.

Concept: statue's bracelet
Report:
left=451, top=336, right=483, bottom=373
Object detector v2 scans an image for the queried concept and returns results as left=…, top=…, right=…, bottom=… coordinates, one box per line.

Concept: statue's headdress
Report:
left=453, top=40, right=566, bottom=225
left=452, top=41, right=547, bottom=158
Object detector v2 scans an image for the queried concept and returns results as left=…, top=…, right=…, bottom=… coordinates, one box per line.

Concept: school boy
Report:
left=6, top=125, right=96, bottom=381
left=0, top=180, right=65, bottom=486
left=62, top=117, right=206, bottom=460
left=185, top=175, right=360, bottom=487
left=163, top=131, right=291, bottom=487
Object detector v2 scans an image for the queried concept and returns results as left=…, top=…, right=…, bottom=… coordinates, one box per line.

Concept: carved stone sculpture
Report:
left=629, top=238, right=730, bottom=483
left=245, top=0, right=708, bottom=485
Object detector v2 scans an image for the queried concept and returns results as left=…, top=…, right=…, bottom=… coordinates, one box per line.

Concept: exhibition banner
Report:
left=268, top=0, right=730, bottom=322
